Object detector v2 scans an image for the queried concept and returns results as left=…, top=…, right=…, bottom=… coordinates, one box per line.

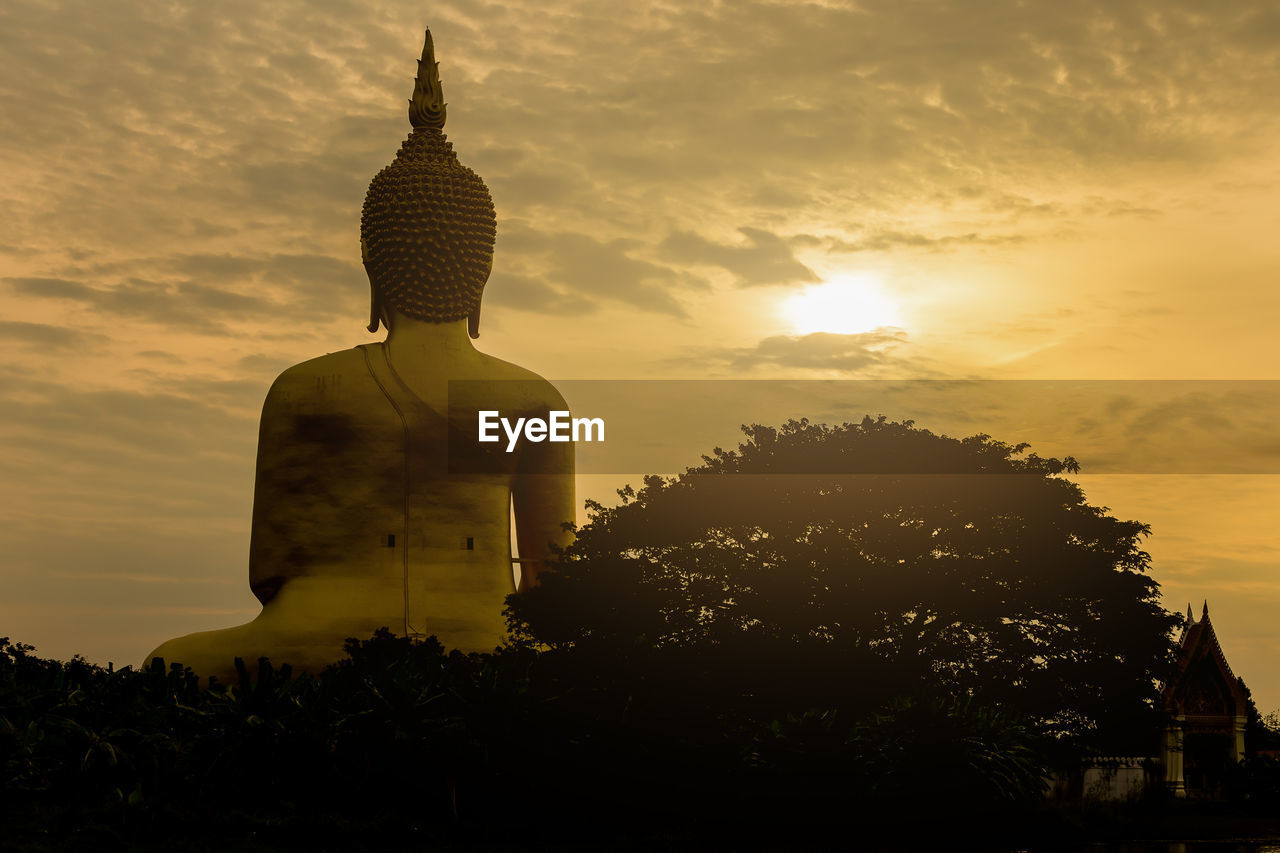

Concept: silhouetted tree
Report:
left=1239, top=676, right=1280, bottom=757
left=508, top=416, right=1181, bottom=746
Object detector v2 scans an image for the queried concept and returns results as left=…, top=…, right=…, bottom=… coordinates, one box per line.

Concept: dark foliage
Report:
left=510, top=417, right=1181, bottom=751
left=0, top=634, right=540, bottom=847
left=1239, top=676, right=1280, bottom=757
left=2, top=631, right=1045, bottom=849
left=2, top=418, right=1199, bottom=847
left=1225, top=755, right=1280, bottom=807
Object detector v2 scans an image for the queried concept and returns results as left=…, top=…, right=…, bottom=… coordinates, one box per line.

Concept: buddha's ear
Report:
left=469, top=258, right=489, bottom=339
left=367, top=284, right=384, bottom=334
left=362, top=238, right=384, bottom=334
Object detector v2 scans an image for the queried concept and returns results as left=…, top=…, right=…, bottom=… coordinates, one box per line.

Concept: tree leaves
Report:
left=509, top=417, right=1180, bottom=746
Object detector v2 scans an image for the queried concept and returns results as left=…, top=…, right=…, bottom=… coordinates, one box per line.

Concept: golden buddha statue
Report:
left=147, top=30, right=575, bottom=683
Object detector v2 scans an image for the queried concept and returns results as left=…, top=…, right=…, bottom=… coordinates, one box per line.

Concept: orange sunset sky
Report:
left=1, top=1, right=1278, bottom=709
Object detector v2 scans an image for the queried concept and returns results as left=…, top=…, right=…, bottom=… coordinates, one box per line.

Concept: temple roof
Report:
left=1161, top=601, right=1248, bottom=714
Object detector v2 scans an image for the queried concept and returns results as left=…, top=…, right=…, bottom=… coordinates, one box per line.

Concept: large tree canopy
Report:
left=509, top=417, right=1180, bottom=743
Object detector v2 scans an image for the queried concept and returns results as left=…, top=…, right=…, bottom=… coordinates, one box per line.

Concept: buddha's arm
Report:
left=512, top=436, right=575, bottom=593
left=246, top=352, right=383, bottom=604
left=247, top=368, right=309, bottom=605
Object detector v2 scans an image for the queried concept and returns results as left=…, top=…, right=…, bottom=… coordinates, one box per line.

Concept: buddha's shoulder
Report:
left=261, top=346, right=565, bottom=410
left=470, top=353, right=567, bottom=407
left=262, top=347, right=381, bottom=405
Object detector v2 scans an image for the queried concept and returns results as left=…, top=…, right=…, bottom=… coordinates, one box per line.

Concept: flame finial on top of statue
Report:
left=361, top=28, right=495, bottom=338
left=409, top=28, right=447, bottom=130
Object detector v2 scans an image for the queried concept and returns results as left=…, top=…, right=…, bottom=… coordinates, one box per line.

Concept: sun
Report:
left=781, top=273, right=901, bottom=335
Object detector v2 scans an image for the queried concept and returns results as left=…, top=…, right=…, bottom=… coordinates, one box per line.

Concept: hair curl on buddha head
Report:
left=360, top=28, right=496, bottom=336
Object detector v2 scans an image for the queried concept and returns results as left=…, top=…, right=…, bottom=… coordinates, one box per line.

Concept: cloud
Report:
left=498, top=223, right=704, bottom=316
left=2, top=0, right=1274, bottom=350
left=0, top=320, right=108, bottom=349
left=4, top=0, right=1277, bottom=258
left=164, top=253, right=366, bottom=319
left=4, top=277, right=94, bottom=299
left=236, top=353, right=298, bottom=377
left=660, top=227, right=819, bottom=287
left=136, top=350, right=186, bottom=364
left=0, top=373, right=258, bottom=467
left=484, top=271, right=597, bottom=316
left=799, top=230, right=1030, bottom=254
left=738, top=330, right=909, bottom=371
left=698, top=329, right=912, bottom=373
left=5, top=275, right=256, bottom=335
left=3, top=251, right=364, bottom=334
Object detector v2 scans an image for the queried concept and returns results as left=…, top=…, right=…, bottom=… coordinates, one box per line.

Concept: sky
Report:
left=1, top=0, right=1278, bottom=709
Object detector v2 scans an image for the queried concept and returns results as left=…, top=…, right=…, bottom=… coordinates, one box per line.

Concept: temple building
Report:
left=1051, top=601, right=1252, bottom=801
left=1159, top=602, right=1249, bottom=797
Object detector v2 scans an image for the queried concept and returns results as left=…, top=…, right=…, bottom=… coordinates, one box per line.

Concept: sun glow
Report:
left=782, top=274, right=901, bottom=335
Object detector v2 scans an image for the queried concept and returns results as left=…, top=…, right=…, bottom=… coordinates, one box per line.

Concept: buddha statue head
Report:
left=361, top=29, right=496, bottom=339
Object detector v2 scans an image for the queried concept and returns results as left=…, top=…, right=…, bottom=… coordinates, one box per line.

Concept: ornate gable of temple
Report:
left=1162, top=602, right=1248, bottom=721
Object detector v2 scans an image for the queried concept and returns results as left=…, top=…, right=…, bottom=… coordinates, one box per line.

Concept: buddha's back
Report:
left=248, top=342, right=569, bottom=652
left=145, top=30, right=575, bottom=682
